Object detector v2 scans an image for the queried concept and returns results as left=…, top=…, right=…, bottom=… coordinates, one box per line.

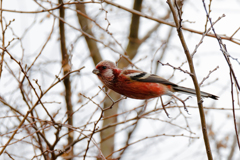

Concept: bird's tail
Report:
left=172, top=86, right=218, bottom=100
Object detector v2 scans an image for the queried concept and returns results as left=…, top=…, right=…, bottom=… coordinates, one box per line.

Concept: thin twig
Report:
left=230, top=71, right=240, bottom=149
left=158, top=61, right=193, bottom=75
left=202, top=0, right=240, bottom=149
left=199, top=66, right=219, bottom=86
left=0, top=48, right=85, bottom=155
left=103, top=0, right=240, bottom=45
left=167, top=0, right=213, bottom=159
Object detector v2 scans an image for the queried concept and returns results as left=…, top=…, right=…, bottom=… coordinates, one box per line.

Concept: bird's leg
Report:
left=171, top=94, right=189, bottom=114
left=99, top=86, right=127, bottom=110
left=142, top=100, right=148, bottom=112
left=160, top=96, right=170, bottom=118
left=99, top=86, right=115, bottom=103
left=103, top=96, right=127, bottom=111
left=138, top=100, right=148, bottom=116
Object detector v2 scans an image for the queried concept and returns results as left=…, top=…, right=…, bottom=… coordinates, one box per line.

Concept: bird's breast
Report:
left=110, top=80, right=171, bottom=99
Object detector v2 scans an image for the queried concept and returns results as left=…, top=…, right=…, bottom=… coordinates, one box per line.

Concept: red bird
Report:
left=92, top=60, right=218, bottom=101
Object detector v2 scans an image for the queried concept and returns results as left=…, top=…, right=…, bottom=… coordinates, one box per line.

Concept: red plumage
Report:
left=92, top=60, right=218, bottom=100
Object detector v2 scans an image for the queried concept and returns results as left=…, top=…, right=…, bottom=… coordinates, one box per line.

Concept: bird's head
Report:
left=92, top=60, right=117, bottom=80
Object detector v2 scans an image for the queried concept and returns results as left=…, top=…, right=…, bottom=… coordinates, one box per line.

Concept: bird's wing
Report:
left=122, top=70, right=177, bottom=86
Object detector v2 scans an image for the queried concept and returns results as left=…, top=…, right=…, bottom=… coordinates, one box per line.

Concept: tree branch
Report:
left=167, top=0, right=213, bottom=159
left=59, top=0, right=74, bottom=159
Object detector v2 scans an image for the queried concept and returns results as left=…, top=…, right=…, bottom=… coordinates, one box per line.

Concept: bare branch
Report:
left=167, top=0, right=213, bottom=159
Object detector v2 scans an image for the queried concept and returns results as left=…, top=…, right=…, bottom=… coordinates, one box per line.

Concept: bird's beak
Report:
left=92, top=69, right=100, bottom=75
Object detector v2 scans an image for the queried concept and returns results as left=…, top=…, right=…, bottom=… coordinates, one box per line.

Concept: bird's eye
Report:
left=102, top=66, right=107, bottom=69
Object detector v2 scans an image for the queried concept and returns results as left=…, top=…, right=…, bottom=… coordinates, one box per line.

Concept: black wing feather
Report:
left=129, top=72, right=177, bottom=86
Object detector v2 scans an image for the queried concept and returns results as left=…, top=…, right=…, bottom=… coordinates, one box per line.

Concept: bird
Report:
left=92, top=60, right=218, bottom=108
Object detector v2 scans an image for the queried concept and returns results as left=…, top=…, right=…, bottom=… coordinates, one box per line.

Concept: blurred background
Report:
left=0, top=0, right=240, bottom=159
